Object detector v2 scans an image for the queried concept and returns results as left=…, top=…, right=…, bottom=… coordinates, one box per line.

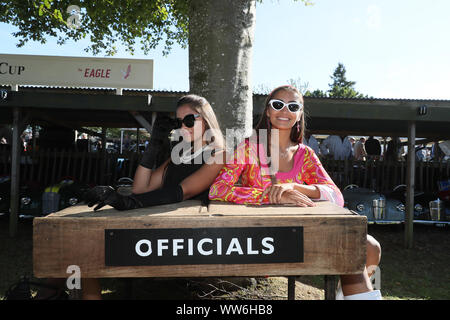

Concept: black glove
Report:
left=130, top=184, right=184, bottom=208
left=84, top=185, right=184, bottom=211
left=139, top=151, right=154, bottom=169
left=84, top=186, right=139, bottom=211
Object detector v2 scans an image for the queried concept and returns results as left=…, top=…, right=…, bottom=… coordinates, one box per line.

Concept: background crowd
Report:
left=304, top=134, right=448, bottom=163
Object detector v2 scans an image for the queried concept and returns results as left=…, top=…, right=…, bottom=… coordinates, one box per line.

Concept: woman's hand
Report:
left=279, top=189, right=316, bottom=207
left=262, top=183, right=296, bottom=204
left=263, top=184, right=316, bottom=207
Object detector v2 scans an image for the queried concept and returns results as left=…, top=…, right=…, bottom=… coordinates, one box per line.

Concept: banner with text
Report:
left=0, top=53, right=153, bottom=89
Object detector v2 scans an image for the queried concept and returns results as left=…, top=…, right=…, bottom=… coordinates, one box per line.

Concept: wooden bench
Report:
left=33, top=200, right=367, bottom=300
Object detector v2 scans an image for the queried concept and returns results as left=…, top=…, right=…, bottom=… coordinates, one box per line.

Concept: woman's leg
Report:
left=338, top=234, right=382, bottom=299
left=82, top=278, right=102, bottom=300
left=340, top=267, right=373, bottom=296
left=366, top=234, right=381, bottom=277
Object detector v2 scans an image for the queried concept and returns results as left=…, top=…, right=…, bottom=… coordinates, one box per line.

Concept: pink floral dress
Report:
left=208, top=139, right=344, bottom=207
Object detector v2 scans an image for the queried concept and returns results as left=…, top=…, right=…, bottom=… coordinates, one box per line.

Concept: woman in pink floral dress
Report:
left=209, top=85, right=382, bottom=300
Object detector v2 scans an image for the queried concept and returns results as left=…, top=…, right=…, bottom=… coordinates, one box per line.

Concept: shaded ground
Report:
left=1, top=216, right=449, bottom=300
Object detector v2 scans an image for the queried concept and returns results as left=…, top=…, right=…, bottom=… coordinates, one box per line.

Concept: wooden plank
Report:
left=349, top=160, right=354, bottom=187
left=57, top=150, right=65, bottom=182
left=44, top=148, right=51, bottom=186
left=208, top=200, right=356, bottom=216
left=87, top=152, right=94, bottom=183
left=324, top=275, right=337, bottom=300
left=9, top=107, right=21, bottom=237
left=393, top=161, right=398, bottom=189
left=79, top=150, right=87, bottom=183
left=287, top=276, right=296, bottom=300
left=112, top=154, right=119, bottom=183
left=72, top=152, right=79, bottom=182
left=127, top=153, right=135, bottom=178
left=363, top=161, right=369, bottom=188
left=51, top=148, right=58, bottom=184
left=419, top=161, right=424, bottom=192
left=400, top=160, right=405, bottom=185
left=405, top=122, right=416, bottom=249
left=49, top=200, right=204, bottom=218
left=33, top=201, right=367, bottom=278
left=66, top=148, right=73, bottom=180
left=37, top=150, right=44, bottom=183
left=93, top=151, right=100, bottom=184
left=376, top=161, right=381, bottom=192
left=29, top=149, right=36, bottom=182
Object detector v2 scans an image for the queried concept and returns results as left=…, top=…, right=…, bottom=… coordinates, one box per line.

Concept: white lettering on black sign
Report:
left=105, top=227, right=303, bottom=266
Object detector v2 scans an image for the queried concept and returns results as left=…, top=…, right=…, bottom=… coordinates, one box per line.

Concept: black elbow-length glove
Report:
left=84, top=185, right=184, bottom=211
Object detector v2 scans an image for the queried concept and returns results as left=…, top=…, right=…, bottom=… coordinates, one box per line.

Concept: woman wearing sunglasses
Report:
left=85, top=94, right=225, bottom=212
left=81, top=94, right=225, bottom=299
left=208, top=85, right=382, bottom=300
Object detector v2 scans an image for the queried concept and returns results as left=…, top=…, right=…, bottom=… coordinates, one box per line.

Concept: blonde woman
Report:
left=83, top=94, right=225, bottom=299
left=86, top=94, right=225, bottom=211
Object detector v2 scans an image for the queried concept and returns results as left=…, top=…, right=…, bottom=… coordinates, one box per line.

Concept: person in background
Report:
left=320, top=134, right=353, bottom=160
left=304, top=132, right=320, bottom=155
left=0, top=125, right=12, bottom=145
left=365, top=136, right=381, bottom=161
left=431, top=141, right=445, bottom=162
left=415, top=144, right=427, bottom=162
left=353, top=137, right=367, bottom=161
left=385, top=137, right=400, bottom=162
left=348, top=137, right=356, bottom=156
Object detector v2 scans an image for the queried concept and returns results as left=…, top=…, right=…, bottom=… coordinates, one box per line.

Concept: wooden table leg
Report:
left=287, top=276, right=296, bottom=300
left=324, top=275, right=337, bottom=300
left=123, top=278, right=134, bottom=299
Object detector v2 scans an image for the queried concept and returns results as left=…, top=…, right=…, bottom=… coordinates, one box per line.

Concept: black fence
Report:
left=1, top=148, right=449, bottom=193
left=321, top=159, right=450, bottom=193
left=0, top=149, right=142, bottom=187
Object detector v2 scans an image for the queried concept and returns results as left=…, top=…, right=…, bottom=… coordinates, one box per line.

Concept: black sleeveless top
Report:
left=162, top=146, right=211, bottom=205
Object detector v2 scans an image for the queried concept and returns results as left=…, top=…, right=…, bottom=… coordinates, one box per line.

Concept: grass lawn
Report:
left=1, top=216, right=449, bottom=300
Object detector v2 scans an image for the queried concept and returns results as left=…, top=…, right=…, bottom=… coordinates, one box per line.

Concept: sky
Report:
left=1, top=0, right=450, bottom=99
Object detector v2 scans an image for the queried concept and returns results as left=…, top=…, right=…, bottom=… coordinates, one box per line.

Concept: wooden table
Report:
left=33, top=200, right=367, bottom=300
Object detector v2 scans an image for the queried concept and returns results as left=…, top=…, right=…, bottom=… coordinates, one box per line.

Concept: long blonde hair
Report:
left=176, top=94, right=225, bottom=151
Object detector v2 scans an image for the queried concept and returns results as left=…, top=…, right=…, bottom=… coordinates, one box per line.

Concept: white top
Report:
left=304, top=136, right=320, bottom=155
left=320, top=135, right=353, bottom=160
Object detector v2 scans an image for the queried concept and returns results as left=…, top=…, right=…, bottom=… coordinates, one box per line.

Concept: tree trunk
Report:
left=188, top=0, right=256, bottom=146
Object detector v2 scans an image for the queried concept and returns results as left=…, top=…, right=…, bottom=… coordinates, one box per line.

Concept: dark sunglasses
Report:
left=269, top=99, right=303, bottom=113
left=175, top=113, right=201, bottom=129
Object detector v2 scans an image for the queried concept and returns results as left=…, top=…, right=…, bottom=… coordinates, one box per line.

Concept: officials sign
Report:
left=0, top=53, right=153, bottom=89
left=105, top=227, right=304, bottom=266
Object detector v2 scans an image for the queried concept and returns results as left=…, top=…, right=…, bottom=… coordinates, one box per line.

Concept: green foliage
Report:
left=304, top=63, right=369, bottom=98
left=1, top=0, right=313, bottom=56
left=327, top=62, right=367, bottom=98
left=304, top=89, right=327, bottom=97
left=0, top=0, right=189, bottom=56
